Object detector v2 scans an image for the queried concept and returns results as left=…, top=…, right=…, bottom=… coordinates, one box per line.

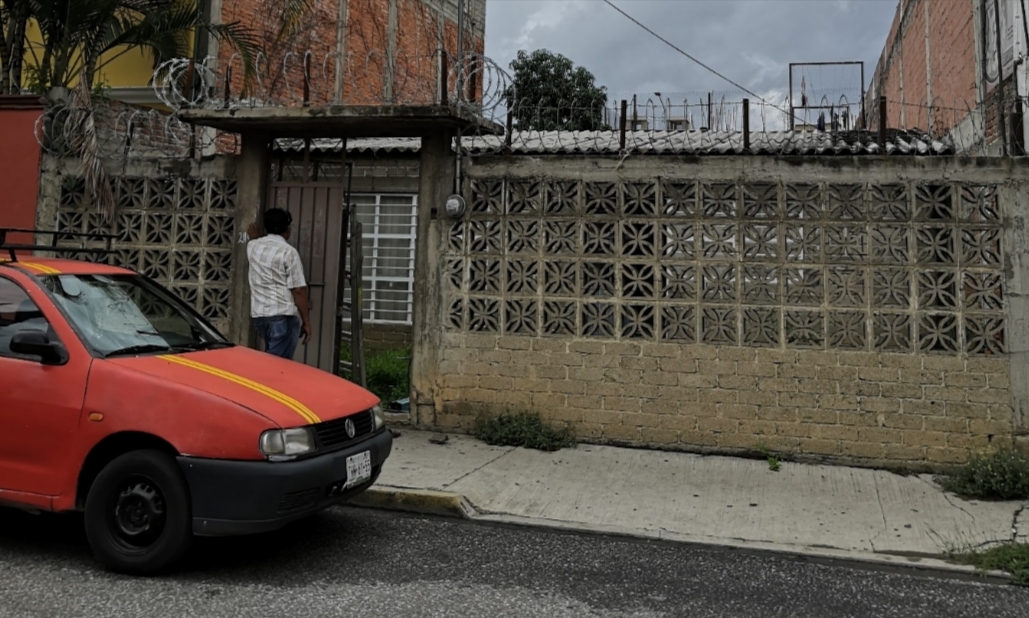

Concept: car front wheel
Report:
left=84, top=449, right=192, bottom=574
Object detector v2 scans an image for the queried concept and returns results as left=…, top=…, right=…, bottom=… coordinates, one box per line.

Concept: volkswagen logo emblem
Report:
left=344, top=418, right=356, bottom=439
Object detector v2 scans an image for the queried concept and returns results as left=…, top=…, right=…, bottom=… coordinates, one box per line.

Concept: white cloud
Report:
left=485, top=0, right=898, bottom=99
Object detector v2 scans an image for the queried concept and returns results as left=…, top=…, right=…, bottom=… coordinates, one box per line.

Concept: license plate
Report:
left=344, top=451, right=372, bottom=489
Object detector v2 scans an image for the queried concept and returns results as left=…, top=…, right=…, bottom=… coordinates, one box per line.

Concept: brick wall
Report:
left=216, top=0, right=486, bottom=106
left=420, top=155, right=1029, bottom=470
left=867, top=0, right=983, bottom=138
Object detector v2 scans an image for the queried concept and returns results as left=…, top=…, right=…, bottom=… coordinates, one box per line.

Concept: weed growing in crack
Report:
left=937, top=449, right=1029, bottom=501
left=949, top=542, right=1029, bottom=586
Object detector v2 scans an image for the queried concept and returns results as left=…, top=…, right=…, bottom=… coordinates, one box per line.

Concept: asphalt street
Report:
left=0, top=505, right=1027, bottom=618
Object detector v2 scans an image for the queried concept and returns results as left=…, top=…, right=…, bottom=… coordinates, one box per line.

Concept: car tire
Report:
left=83, top=449, right=192, bottom=575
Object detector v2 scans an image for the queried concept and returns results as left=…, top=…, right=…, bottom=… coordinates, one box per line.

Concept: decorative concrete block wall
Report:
left=37, top=156, right=238, bottom=334
left=425, top=156, right=1029, bottom=468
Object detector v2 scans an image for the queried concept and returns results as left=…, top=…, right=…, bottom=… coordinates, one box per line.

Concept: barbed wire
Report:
left=33, top=40, right=1029, bottom=162
left=152, top=50, right=510, bottom=115
left=38, top=96, right=1016, bottom=161
left=34, top=98, right=235, bottom=159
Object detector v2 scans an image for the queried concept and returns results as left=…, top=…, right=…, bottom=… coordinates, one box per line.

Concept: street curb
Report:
left=349, top=487, right=477, bottom=519
left=352, top=485, right=1014, bottom=585
left=474, top=513, right=1015, bottom=585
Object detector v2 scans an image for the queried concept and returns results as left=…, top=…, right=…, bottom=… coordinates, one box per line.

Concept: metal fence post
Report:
left=620, top=99, right=628, bottom=151
left=742, top=98, right=750, bottom=151
left=878, top=96, right=887, bottom=151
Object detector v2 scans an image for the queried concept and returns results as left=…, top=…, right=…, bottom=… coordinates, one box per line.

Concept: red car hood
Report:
left=108, top=346, right=379, bottom=428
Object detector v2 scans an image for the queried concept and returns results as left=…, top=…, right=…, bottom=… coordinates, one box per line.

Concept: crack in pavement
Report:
left=915, top=475, right=977, bottom=522
left=872, top=475, right=889, bottom=533
left=939, top=491, right=977, bottom=523
left=1011, top=504, right=1027, bottom=542
left=442, top=448, right=517, bottom=490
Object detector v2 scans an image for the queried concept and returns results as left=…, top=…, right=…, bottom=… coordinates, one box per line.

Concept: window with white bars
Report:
left=345, top=194, right=418, bottom=324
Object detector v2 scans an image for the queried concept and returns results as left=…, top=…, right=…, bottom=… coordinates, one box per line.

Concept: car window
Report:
left=39, top=274, right=228, bottom=358
left=0, top=277, right=57, bottom=361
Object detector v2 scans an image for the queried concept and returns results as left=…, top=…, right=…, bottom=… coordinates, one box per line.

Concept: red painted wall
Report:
left=0, top=96, right=45, bottom=248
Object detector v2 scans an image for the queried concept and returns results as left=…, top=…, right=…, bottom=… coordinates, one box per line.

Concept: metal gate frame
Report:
left=266, top=141, right=366, bottom=386
left=335, top=161, right=365, bottom=385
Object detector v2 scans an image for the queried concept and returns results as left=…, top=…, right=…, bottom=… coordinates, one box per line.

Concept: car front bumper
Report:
left=176, top=428, right=393, bottom=536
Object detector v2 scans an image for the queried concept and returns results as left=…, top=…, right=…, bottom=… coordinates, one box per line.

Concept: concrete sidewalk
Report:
left=351, top=430, right=1028, bottom=578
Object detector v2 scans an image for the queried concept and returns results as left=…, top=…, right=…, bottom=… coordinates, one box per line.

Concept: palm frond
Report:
left=276, top=0, right=312, bottom=42
left=204, top=20, right=259, bottom=97
left=67, top=75, right=115, bottom=219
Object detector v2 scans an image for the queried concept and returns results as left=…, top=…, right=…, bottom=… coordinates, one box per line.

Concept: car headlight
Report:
left=372, top=404, right=385, bottom=430
left=259, top=427, right=315, bottom=461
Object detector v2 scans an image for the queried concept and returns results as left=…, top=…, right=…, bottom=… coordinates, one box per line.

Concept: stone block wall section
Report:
left=437, top=334, right=1012, bottom=467
left=419, top=155, right=1029, bottom=470
left=363, top=323, right=414, bottom=352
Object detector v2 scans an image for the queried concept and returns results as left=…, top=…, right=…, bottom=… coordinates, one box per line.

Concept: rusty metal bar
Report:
left=332, top=152, right=351, bottom=378
left=222, top=66, right=231, bottom=108
left=468, top=57, right=478, bottom=103
left=184, top=59, right=195, bottom=103
left=878, top=96, right=887, bottom=151
left=350, top=216, right=366, bottom=387
left=619, top=99, right=628, bottom=151
left=440, top=50, right=449, bottom=106
left=303, top=54, right=311, bottom=107
left=742, top=99, right=750, bottom=151
left=505, top=111, right=513, bottom=154
left=789, top=70, right=795, bottom=131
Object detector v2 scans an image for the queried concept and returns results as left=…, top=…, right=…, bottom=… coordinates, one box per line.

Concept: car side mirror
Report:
left=10, top=330, right=68, bottom=365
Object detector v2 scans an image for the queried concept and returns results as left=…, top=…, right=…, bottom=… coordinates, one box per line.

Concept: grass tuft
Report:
left=949, top=543, right=1029, bottom=586
left=474, top=411, right=577, bottom=452
left=936, top=449, right=1029, bottom=501
left=344, top=348, right=410, bottom=405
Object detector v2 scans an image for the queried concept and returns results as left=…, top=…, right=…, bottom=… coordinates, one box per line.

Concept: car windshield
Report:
left=39, top=274, right=230, bottom=358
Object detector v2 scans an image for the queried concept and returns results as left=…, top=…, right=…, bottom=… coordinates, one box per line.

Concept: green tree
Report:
left=2, top=0, right=311, bottom=95
left=0, top=0, right=309, bottom=217
left=503, top=49, right=608, bottom=131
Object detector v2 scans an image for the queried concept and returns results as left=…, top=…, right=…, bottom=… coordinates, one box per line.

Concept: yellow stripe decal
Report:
left=15, top=262, right=61, bottom=275
left=159, top=355, right=321, bottom=424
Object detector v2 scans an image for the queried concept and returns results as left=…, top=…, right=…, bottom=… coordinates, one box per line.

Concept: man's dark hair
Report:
left=264, top=208, right=292, bottom=235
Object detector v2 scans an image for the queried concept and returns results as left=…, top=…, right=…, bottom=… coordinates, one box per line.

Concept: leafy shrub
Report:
left=363, top=349, right=410, bottom=404
left=937, top=449, right=1029, bottom=500
left=474, top=411, right=576, bottom=452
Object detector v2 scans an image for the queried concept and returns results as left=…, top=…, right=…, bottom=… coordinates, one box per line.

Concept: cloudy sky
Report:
left=484, top=0, right=899, bottom=106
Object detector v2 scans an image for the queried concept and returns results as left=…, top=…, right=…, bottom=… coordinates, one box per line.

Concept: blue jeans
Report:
left=253, top=315, right=300, bottom=360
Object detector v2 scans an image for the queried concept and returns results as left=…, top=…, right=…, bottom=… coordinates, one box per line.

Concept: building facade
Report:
left=866, top=0, right=1028, bottom=154
left=217, top=0, right=487, bottom=106
left=17, top=0, right=486, bottom=107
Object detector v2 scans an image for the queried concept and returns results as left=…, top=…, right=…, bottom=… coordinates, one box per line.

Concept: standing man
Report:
left=246, top=208, right=312, bottom=360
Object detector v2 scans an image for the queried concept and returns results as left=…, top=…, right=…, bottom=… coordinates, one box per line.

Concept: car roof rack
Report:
left=0, top=227, right=116, bottom=262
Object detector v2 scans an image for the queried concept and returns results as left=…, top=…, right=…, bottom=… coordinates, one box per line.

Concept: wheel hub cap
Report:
left=114, top=482, right=165, bottom=540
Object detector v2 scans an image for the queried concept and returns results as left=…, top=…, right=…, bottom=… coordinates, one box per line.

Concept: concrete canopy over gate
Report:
left=176, top=105, right=495, bottom=396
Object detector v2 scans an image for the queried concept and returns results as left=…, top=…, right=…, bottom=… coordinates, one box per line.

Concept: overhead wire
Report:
left=599, top=0, right=790, bottom=115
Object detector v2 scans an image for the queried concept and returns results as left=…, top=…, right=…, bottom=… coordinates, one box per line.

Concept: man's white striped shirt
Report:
left=247, top=234, right=307, bottom=318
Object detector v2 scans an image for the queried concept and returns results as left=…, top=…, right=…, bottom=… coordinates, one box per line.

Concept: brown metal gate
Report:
left=266, top=153, right=364, bottom=383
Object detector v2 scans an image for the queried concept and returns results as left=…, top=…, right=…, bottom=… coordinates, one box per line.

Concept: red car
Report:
left=0, top=240, right=392, bottom=574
